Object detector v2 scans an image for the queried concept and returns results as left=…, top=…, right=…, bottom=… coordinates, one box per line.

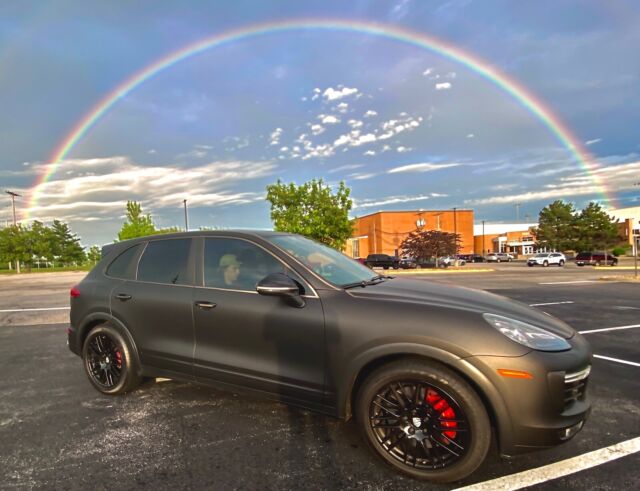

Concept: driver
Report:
left=219, top=254, right=241, bottom=287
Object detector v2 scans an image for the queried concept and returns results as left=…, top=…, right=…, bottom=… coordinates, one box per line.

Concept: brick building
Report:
left=609, top=206, right=640, bottom=254
left=473, top=223, right=538, bottom=257
left=345, top=210, right=474, bottom=258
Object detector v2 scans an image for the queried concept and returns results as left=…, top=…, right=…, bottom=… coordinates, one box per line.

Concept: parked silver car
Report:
left=486, top=252, right=513, bottom=263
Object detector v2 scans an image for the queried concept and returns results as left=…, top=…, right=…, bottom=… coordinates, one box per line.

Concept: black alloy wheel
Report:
left=82, top=324, right=141, bottom=395
left=356, top=360, right=490, bottom=482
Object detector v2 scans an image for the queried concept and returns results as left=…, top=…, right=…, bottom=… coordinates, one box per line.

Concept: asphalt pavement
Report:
left=0, top=266, right=638, bottom=490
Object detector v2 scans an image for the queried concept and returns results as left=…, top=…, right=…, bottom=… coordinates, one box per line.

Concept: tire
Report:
left=355, top=360, right=491, bottom=483
left=383, top=266, right=389, bottom=270
left=527, top=263, right=534, bottom=267
left=82, top=324, right=142, bottom=395
left=559, top=260, right=565, bottom=267
left=496, top=259, right=501, bottom=263
left=596, top=261, right=602, bottom=267
left=543, top=260, right=549, bottom=267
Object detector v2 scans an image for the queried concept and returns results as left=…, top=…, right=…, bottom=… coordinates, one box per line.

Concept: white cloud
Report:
left=310, top=124, right=325, bottom=136
left=435, top=82, right=452, bottom=90
left=364, top=150, right=376, bottom=156
left=28, top=156, right=277, bottom=222
left=387, top=162, right=461, bottom=173
left=270, top=128, right=283, bottom=145
left=467, top=133, right=475, bottom=139
left=364, top=110, right=378, bottom=118
left=323, top=86, right=359, bottom=101
left=422, top=68, right=434, bottom=77
left=328, top=164, right=364, bottom=174
left=586, top=138, right=602, bottom=145
left=348, top=172, right=377, bottom=180
left=348, top=119, right=363, bottom=129
left=321, top=115, right=341, bottom=124
left=354, top=194, right=433, bottom=210
left=397, top=146, right=412, bottom=153
left=336, top=102, right=349, bottom=113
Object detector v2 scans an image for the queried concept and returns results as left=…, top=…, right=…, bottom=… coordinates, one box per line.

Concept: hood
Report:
left=347, top=277, right=576, bottom=339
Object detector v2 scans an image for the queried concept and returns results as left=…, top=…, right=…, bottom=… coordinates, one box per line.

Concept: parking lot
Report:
left=1, top=264, right=638, bottom=490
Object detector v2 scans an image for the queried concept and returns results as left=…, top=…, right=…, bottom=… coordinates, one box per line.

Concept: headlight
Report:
left=483, top=313, right=571, bottom=351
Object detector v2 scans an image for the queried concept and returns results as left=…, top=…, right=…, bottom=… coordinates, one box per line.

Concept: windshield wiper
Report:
left=343, top=275, right=389, bottom=290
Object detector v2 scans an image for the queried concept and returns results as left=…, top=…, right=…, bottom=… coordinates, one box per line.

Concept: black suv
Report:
left=364, top=253, right=400, bottom=270
left=69, top=231, right=591, bottom=482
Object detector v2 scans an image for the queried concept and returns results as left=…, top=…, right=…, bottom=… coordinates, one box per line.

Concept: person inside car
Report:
left=219, top=254, right=242, bottom=287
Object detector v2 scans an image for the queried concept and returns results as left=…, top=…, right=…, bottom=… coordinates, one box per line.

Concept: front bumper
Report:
left=466, top=333, right=592, bottom=455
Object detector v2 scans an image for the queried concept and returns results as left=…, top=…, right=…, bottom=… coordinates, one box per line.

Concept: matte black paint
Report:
left=69, top=230, right=592, bottom=457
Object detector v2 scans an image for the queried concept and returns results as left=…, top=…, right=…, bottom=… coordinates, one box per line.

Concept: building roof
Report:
left=352, top=209, right=474, bottom=220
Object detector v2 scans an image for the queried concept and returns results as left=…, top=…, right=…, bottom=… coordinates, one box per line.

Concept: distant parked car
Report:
left=364, top=254, right=400, bottom=270
left=527, top=252, right=566, bottom=267
left=575, top=252, right=618, bottom=267
left=486, top=252, right=513, bottom=263
left=440, top=256, right=466, bottom=267
left=399, top=256, right=418, bottom=269
left=459, top=254, right=485, bottom=263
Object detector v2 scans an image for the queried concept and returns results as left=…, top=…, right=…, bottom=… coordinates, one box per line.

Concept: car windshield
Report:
left=268, top=234, right=379, bottom=287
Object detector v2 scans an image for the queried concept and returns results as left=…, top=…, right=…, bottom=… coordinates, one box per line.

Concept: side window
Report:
left=137, top=239, right=192, bottom=285
left=204, top=238, right=304, bottom=292
left=106, top=244, right=142, bottom=280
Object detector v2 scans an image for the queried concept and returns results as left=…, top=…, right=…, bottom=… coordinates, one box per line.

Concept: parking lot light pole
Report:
left=183, top=199, right=189, bottom=231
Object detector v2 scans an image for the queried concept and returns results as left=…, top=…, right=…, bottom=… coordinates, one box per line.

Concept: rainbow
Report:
left=26, top=18, right=611, bottom=218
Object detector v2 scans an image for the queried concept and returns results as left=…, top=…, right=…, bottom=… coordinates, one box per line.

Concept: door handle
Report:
left=115, top=293, right=132, bottom=301
left=195, top=301, right=216, bottom=310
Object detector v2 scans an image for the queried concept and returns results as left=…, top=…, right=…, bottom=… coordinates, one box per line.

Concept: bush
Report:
left=612, top=246, right=629, bottom=257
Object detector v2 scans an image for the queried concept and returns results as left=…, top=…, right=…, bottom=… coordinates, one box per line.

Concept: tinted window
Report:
left=106, top=244, right=142, bottom=279
left=204, top=238, right=302, bottom=292
left=137, top=239, right=192, bottom=285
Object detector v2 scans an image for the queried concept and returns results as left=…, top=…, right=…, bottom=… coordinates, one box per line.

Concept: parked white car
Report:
left=527, top=252, right=566, bottom=267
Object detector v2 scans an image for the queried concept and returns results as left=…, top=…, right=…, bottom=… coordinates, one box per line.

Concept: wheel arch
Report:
left=342, top=345, right=514, bottom=454
left=78, top=313, right=143, bottom=375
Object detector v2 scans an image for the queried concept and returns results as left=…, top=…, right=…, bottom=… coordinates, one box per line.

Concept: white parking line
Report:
left=453, top=436, right=640, bottom=491
left=538, top=280, right=600, bottom=285
left=593, top=355, right=640, bottom=367
left=529, top=301, right=575, bottom=307
left=0, top=307, right=70, bottom=313
left=579, top=324, right=640, bottom=334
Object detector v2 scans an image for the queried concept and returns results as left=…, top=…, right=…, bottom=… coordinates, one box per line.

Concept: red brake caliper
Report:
left=426, top=388, right=458, bottom=440
left=114, top=350, right=123, bottom=369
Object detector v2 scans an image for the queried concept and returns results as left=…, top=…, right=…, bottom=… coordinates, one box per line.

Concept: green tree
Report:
left=28, top=221, right=54, bottom=264
left=575, top=202, right=619, bottom=252
left=87, top=245, right=102, bottom=265
left=400, top=230, right=460, bottom=262
left=265, top=179, right=353, bottom=249
left=532, top=200, right=577, bottom=251
left=51, top=220, right=86, bottom=265
left=118, top=201, right=157, bottom=240
left=0, top=225, right=32, bottom=270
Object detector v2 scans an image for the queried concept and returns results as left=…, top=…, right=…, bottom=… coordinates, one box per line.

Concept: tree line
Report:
left=0, top=182, right=626, bottom=273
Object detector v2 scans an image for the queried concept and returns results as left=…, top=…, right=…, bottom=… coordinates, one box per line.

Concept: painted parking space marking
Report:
left=454, top=436, right=640, bottom=491
left=0, top=306, right=70, bottom=313
left=529, top=301, right=574, bottom=307
left=579, top=324, right=640, bottom=334
left=593, top=355, right=640, bottom=367
left=538, top=280, right=601, bottom=285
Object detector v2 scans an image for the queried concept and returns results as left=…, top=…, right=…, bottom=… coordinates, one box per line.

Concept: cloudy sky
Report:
left=1, top=0, right=639, bottom=245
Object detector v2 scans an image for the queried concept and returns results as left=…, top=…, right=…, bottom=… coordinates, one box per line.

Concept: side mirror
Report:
left=256, top=273, right=305, bottom=308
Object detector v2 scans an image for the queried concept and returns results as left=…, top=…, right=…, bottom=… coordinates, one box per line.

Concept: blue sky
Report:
left=1, top=0, right=639, bottom=245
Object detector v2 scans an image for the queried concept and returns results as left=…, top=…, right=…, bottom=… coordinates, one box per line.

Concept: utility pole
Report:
left=5, top=190, right=21, bottom=273
left=453, top=207, right=458, bottom=265
left=482, top=220, right=486, bottom=259
left=183, top=199, right=189, bottom=231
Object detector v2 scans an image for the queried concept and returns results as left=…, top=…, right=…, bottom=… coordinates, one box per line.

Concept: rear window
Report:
left=576, top=253, right=591, bottom=259
left=105, top=244, right=142, bottom=279
left=137, top=239, right=192, bottom=285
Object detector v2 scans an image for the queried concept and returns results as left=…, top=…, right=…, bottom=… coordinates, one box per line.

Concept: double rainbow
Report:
left=26, top=19, right=609, bottom=218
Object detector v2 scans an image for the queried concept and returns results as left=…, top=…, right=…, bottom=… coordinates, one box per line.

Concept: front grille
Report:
left=564, top=366, right=590, bottom=409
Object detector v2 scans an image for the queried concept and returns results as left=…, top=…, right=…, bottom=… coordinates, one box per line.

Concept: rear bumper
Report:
left=67, top=325, right=82, bottom=356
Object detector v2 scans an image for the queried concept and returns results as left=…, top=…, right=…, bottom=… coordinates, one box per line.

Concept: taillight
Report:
left=70, top=286, right=81, bottom=298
